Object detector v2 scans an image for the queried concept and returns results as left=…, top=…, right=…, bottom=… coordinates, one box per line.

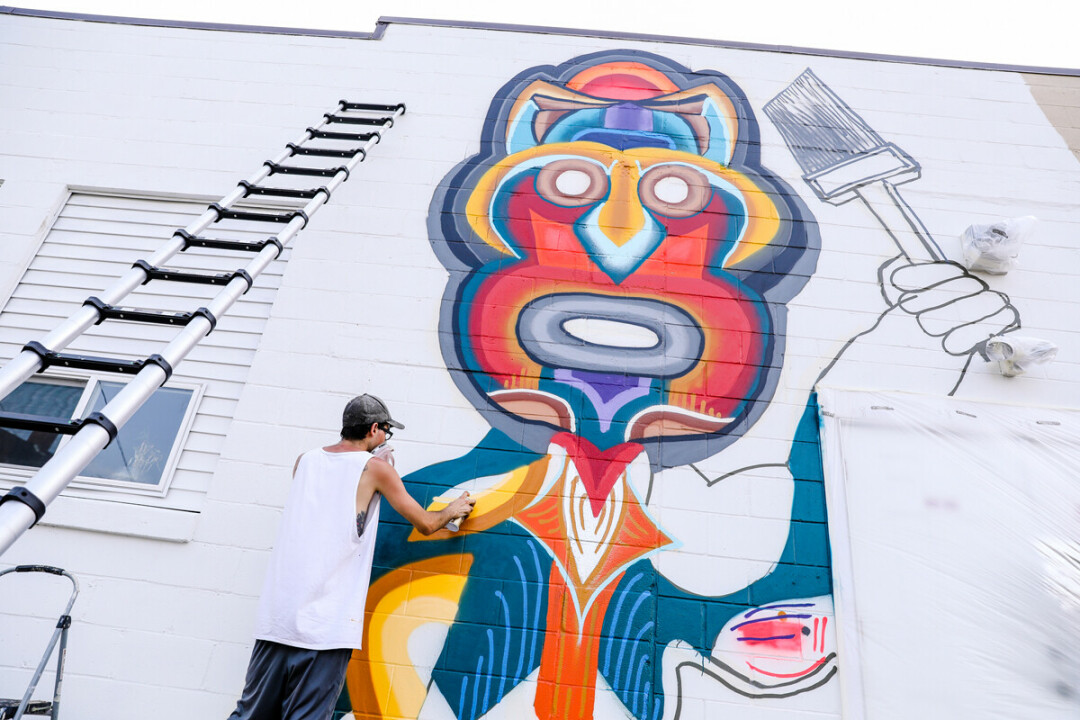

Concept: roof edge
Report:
left=2, top=6, right=1076, bottom=76
left=0, top=5, right=388, bottom=39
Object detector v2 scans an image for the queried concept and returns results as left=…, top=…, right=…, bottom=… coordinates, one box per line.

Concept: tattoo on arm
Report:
left=356, top=510, right=368, bottom=538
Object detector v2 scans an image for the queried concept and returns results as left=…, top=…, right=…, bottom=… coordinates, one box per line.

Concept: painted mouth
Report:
left=516, top=293, right=705, bottom=377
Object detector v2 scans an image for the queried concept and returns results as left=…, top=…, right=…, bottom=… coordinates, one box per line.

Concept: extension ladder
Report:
left=0, top=100, right=405, bottom=555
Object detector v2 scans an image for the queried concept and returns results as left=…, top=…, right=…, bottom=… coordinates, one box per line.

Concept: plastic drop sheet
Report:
left=817, top=388, right=1080, bottom=720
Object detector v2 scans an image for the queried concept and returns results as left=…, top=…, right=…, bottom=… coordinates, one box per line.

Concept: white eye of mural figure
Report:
left=652, top=175, right=690, bottom=204
left=640, top=164, right=712, bottom=217
left=554, top=169, right=592, bottom=197
left=536, top=159, right=608, bottom=207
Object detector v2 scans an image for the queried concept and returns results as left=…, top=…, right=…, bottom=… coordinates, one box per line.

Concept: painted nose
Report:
left=598, top=162, right=647, bottom=248
left=576, top=162, right=665, bottom=284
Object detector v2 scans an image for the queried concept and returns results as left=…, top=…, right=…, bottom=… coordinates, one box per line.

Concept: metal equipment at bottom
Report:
left=0, top=566, right=78, bottom=719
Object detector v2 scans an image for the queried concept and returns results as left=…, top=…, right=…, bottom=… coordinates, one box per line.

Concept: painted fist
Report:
left=883, top=259, right=1019, bottom=356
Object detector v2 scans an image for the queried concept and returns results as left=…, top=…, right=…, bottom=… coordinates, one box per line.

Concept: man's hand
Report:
left=444, top=492, right=475, bottom=526
left=367, top=462, right=474, bottom=536
left=883, top=259, right=1019, bottom=356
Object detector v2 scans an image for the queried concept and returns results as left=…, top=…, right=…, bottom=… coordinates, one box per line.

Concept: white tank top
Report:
left=254, top=447, right=381, bottom=650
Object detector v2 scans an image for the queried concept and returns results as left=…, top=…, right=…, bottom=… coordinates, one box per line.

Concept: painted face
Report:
left=431, top=55, right=816, bottom=459
left=713, top=598, right=837, bottom=689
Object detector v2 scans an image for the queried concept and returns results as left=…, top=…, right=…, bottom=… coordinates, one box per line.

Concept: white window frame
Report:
left=0, top=369, right=204, bottom=498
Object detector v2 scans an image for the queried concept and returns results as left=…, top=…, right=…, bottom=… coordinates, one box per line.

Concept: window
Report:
left=0, top=191, right=291, bottom=539
left=0, top=375, right=200, bottom=494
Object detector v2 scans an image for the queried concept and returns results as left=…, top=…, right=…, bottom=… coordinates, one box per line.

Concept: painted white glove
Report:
left=882, top=258, right=1019, bottom=356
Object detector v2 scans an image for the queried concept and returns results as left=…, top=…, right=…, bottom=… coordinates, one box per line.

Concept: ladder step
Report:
left=132, top=260, right=253, bottom=290
left=306, top=128, right=380, bottom=142
left=0, top=411, right=81, bottom=436
left=0, top=699, right=52, bottom=719
left=0, top=411, right=116, bottom=443
left=209, top=203, right=306, bottom=226
left=264, top=162, right=348, bottom=179
left=82, top=296, right=218, bottom=332
left=0, top=700, right=54, bottom=719
left=21, top=341, right=174, bottom=378
left=323, top=113, right=394, bottom=127
left=339, top=101, right=405, bottom=113
left=237, top=181, right=328, bottom=201
left=287, top=143, right=365, bottom=160
left=176, top=229, right=285, bottom=256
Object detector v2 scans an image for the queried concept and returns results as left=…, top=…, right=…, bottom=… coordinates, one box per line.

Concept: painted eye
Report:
left=640, top=165, right=712, bottom=218
left=536, top=159, right=608, bottom=207
left=652, top=176, right=689, bottom=204
left=555, top=170, right=592, bottom=196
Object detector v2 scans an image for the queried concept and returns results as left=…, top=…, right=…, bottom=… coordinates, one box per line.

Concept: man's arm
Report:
left=364, top=458, right=474, bottom=536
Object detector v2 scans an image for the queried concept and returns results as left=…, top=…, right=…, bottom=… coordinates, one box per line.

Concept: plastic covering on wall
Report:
left=817, top=388, right=1080, bottom=720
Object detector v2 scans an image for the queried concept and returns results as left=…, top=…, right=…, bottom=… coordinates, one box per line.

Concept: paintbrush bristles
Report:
left=764, top=69, right=886, bottom=176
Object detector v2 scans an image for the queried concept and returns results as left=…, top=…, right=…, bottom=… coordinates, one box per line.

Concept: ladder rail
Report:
left=0, top=105, right=389, bottom=402
left=0, top=102, right=403, bottom=556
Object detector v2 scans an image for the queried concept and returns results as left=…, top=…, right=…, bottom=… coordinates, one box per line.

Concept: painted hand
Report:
left=882, top=258, right=1019, bottom=356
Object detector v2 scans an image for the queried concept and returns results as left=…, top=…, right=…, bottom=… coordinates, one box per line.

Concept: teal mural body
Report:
left=358, top=50, right=840, bottom=720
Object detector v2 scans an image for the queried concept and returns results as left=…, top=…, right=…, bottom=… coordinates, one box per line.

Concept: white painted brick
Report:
left=202, top=640, right=256, bottom=694
left=191, top=498, right=283, bottom=550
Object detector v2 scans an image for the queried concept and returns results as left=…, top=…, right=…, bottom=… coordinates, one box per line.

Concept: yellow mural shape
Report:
left=347, top=555, right=474, bottom=719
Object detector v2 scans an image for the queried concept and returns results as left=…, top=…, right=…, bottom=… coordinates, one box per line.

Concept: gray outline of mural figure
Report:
left=766, top=68, right=1019, bottom=390
left=765, top=68, right=944, bottom=262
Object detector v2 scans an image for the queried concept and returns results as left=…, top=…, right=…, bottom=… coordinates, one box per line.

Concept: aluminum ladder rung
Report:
left=338, top=101, right=405, bottom=113
left=209, top=203, right=306, bottom=226
left=0, top=411, right=115, bottom=442
left=323, top=113, right=394, bottom=128
left=82, top=296, right=218, bottom=330
left=0, top=698, right=53, bottom=719
left=0, top=412, right=81, bottom=436
left=19, top=341, right=173, bottom=378
left=287, top=143, right=365, bottom=160
left=306, top=128, right=380, bottom=142
left=176, top=229, right=285, bottom=256
left=237, top=181, right=327, bottom=202
left=131, top=260, right=253, bottom=290
left=263, top=162, right=348, bottom=179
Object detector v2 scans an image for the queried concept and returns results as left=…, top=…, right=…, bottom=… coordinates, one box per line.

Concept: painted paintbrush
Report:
left=764, top=69, right=944, bottom=261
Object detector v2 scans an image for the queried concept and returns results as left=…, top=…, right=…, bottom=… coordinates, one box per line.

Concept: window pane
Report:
left=0, top=381, right=83, bottom=468
left=81, top=382, right=193, bottom=486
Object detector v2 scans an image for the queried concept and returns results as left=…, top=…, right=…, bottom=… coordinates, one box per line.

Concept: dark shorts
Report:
left=227, top=640, right=352, bottom=720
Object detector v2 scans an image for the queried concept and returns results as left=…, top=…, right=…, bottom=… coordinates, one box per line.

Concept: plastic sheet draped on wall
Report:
left=817, top=388, right=1080, bottom=720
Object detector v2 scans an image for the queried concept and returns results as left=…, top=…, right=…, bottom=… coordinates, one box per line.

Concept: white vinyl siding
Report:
left=0, top=191, right=292, bottom=535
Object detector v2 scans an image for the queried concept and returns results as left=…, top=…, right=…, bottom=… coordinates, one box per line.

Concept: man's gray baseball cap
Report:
left=342, top=393, right=404, bottom=430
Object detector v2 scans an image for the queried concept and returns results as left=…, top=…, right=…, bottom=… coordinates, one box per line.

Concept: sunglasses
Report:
left=378, top=423, right=393, bottom=440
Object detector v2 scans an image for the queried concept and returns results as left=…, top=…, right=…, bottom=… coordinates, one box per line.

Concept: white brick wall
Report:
left=0, top=12, right=1077, bottom=720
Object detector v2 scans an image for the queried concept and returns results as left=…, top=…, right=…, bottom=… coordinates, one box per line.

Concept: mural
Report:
left=345, top=51, right=1019, bottom=720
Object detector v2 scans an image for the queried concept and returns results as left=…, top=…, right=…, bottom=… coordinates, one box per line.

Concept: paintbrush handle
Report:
left=854, top=181, right=945, bottom=262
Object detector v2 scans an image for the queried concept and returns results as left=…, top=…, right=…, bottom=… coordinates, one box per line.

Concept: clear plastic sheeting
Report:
left=985, top=335, right=1059, bottom=377
left=960, top=215, right=1036, bottom=274
left=817, top=387, right=1080, bottom=720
